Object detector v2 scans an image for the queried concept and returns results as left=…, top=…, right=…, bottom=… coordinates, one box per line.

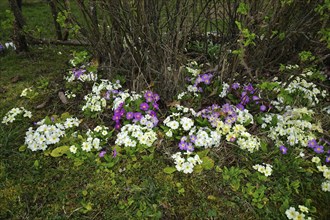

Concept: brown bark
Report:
left=48, top=0, right=63, bottom=40
left=8, top=0, right=28, bottom=52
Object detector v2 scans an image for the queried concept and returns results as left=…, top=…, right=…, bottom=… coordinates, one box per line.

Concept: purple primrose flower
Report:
left=140, top=102, right=149, bottom=111
left=280, top=145, right=288, bottom=154
left=133, top=112, right=142, bottom=121
left=99, top=150, right=106, bottom=157
left=314, top=145, right=324, bottom=154
left=126, top=112, right=134, bottom=120
left=307, top=139, right=318, bottom=148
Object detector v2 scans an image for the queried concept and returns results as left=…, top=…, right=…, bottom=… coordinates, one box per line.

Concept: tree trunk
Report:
left=8, top=0, right=28, bottom=52
left=17, top=0, right=22, bottom=10
left=48, top=0, right=63, bottom=40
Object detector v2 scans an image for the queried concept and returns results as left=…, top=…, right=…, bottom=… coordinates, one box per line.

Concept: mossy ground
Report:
left=1, top=1, right=330, bottom=219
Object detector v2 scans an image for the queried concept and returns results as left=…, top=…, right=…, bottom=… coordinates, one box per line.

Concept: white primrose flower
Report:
left=253, top=163, right=273, bottom=177
left=20, top=87, right=33, bottom=97
left=180, top=117, right=194, bottom=131
left=285, top=207, right=299, bottom=220
left=311, top=157, right=321, bottom=164
left=2, top=107, right=32, bottom=124
left=115, top=124, right=157, bottom=148
left=166, top=120, right=180, bottom=130
left=171, top=152, right=202, bottom=174
left=165, top=129, right=173, bottom=137
left=321, top=180, right=330, bottom=192
left=219, top=82, right=230, bottom=98
left=70, top=145, right=77, bottom=154
left=25, top=117, right=80, bottom=151
left=298, top=205, right=309, bottom=213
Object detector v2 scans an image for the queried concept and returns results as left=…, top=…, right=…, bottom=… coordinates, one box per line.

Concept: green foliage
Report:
left=0, top=10, right=14, bottom=40
left=299, top=51, right=316, bottom=62
left=237, top=2, right=249, bottom=15
left=50, top=146, right=70, bottom=157
left=56, top=10, right=80, bottom=37
left=0, top=1, right=330, bottom=220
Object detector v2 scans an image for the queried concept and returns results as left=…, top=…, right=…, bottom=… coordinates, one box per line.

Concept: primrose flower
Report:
left=285, top=207, right=299, bottom=219
left=179, top=141, right=187, bottom=150
left=307, top=139, right=318, bottom=148
left=236, top=103, right=245, bottom=111
left=260, top=105, right=267, bottom=112
left=326, top=155, right=330, bottom=163
left=190, top=135, right=197, bottom=143
left=241, top=92, right=250, bottom=105
left=311, top=156, right=321, bottom=163
left=244, top=83, right=255, bottom=93
left=115, top=124, right=121, bottom=130
left=126, top=112, right=134, bottom=120
left=144, top=91, right=153, bottom=99
left=99, top=150, right=106, bottom=157
left=280, top=145, right=288, bottom=154
left=133, top=112, right=142, bottom=121
left=253, top=163, right=273, bottom=177
left=69, top=145, right=77, bottom=154
left=140, top=102, right=149, bottom=111
left=314, top=145, right=324, bottom=154
left=231, top=82, right=240, bottom=90
left=321, top=180, right=330, bottom=192
left=153, top=93, right=160, bottom=102
left=298, top=205, right=309, bottom=213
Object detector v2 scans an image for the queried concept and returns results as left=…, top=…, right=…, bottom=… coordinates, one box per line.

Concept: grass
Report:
left=1, top=1, right=330, bottom=219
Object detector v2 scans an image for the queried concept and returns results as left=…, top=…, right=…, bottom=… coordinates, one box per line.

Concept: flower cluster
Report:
left=20, top=87, right=33, bottom=97
left=164, top=109, right=221, bottom=151
left=285, top=206, right=312, bottom=220
left=65, top=67, right=98, bottom=83
left=2, top=107, right=32, bottom=124
left=282, top=75, right=327, bottom=106
left=115, top=124, right=157, bottom=148
left=171, top=151, right=202, bottom=174
left=317, top=164, right=330, bottom=182
left=112, top=90, right=160, bottom=130
left=180, top=61, right=215, bottom=98
left=79, top=125, right=111, bottom=153
left=219, top=82, right=230, bottom=98
left=262, top=108, right=320, bottom=147
left=4, top=42, right=16, bottom=50
left=65, top=90, right=76, bottom=99
left=223, top=82, right=270, bottom=112
left=25, top=117, right=80, bottom=151
left=82, top=80, right=122, bottom=113
left=307, top=139, right=330, bottom=161
left=252, top=163, right=273, bottom=177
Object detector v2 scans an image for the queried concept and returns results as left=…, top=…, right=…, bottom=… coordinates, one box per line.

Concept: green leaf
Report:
left=34, top=160, right=39, bottom=168
left=163, top=167, right=176, bottom=174
left=194, top=164, right=203, bottom=173
left=74, top=159, right=84, bottom=166
left=201, top=156, right=214, bottom=170
left=237, top=2, right=249, bottom=15
left=260, top=141, right=268, bottom=152
left=44, top=116, right=52, bottom=125
left=50, top=146, right=70, bottom=157
left=19, top=145, right=27, bottom=152
left=60, top=112, right=71, bottom=120
left=82, top=190, right=88, bottom=196
left=197, top=149, right=210, bottom=158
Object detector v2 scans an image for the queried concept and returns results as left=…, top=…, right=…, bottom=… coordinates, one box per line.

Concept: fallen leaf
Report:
left=58, top=91, right=68, bottom=104
left=11, top=75, right=22, bottom=83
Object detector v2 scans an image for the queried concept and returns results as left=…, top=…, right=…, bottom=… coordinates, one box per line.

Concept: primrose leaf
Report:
left=163, top=167, right=176, bottom=174
left=50, top=146, right=70, bottom=157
